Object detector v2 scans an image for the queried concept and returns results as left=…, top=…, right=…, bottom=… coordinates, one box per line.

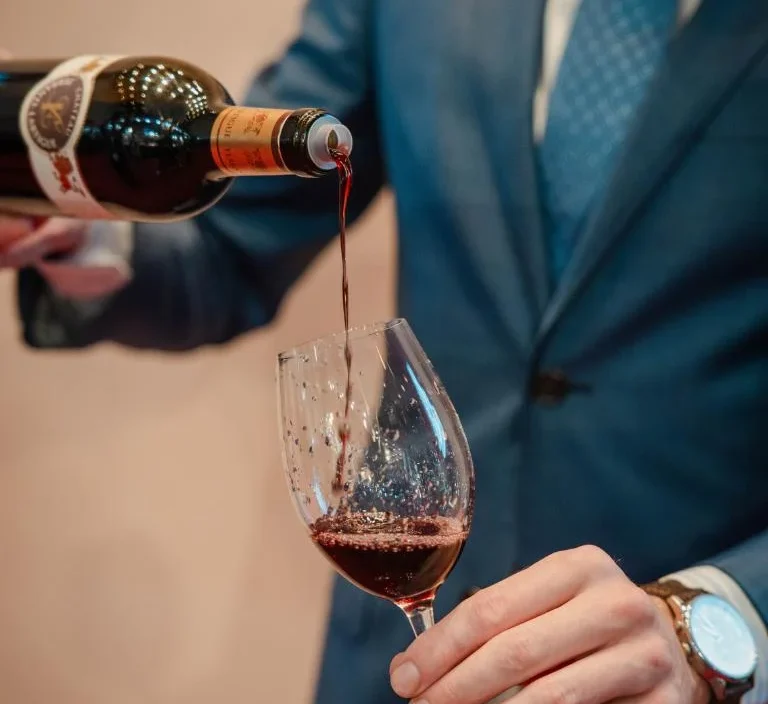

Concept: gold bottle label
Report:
left=210, top=107, right=292, bottom=176
left=19, top=55, right=124, bottom=218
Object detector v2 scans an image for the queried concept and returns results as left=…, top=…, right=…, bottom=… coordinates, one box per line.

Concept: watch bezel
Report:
left=681, top=593, right=758, bottom=684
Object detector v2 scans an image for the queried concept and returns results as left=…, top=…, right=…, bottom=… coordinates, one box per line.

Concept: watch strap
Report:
left=718, top=681, right=755, bottom=704
left=641, top=579, right=706, bottom=603
left=641, top=580, right=754, bottom=703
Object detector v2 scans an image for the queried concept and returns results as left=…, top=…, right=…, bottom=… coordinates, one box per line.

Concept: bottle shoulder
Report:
left=92, top=56, right=233, bottom=122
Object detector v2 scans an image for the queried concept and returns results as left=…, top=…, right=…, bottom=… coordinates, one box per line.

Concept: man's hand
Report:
left=1, top=215, right=133, bottom=301
left=0, top=216, right=87, bottom=269
left=389, top=545, right=711, bottom=704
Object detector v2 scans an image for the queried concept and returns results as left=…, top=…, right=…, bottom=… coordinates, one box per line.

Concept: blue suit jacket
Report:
left=18, top=1, right=768, bottom=701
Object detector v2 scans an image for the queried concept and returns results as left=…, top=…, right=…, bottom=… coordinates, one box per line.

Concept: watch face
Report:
left=688, top=594, right=758, bottom=680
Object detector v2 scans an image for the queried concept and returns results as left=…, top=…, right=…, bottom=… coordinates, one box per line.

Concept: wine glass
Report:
left=277, top=318, right=475, bottom=636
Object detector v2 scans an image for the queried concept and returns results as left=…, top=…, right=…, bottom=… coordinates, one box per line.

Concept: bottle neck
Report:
left=207, top=106, right=350, bottom=178
left=209, top=106, right=296, bottom=177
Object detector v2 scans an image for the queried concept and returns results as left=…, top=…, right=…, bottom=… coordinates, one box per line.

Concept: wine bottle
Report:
left=0, top=55, right=353, bottom=222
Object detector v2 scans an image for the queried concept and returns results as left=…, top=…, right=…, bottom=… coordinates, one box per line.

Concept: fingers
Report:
left=391, top=546, right=622, bottom=698
left=507, top=635, right=673, bottom=704
left=400, top=585, right=654, bottom=704
left=0, top=217, right=86, bottom=268
left=35, top=258, right=128, bottom=300
left=0, top=214, right=37, bottom=251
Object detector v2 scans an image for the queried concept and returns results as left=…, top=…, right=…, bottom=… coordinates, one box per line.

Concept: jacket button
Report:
left=530, top=369, right=573, bottom=405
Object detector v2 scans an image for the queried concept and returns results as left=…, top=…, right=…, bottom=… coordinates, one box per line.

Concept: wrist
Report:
left=650, top=595, right=711, bottom=704
left=642, top=580, right=758, bottom=703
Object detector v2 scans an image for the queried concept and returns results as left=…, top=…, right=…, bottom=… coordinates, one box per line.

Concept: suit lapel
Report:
left=538, top=0, right=768, bottom=341
left=486, top=0, right=551, bottom=317
left=453, top=0, right=549, bottom=347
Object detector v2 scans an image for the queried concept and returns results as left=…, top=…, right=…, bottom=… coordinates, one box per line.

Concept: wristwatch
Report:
left=642, top=580, right=758, bottom=702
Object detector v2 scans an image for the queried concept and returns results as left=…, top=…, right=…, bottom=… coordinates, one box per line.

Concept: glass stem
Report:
left=403, top=601, right=435, bottom=636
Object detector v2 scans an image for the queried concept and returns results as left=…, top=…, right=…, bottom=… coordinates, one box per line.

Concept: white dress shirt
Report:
left=41, top=3, right=768, bottom=698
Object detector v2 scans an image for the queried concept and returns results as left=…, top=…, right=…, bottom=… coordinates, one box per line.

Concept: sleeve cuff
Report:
left=662, top=565, right=768, bottom=704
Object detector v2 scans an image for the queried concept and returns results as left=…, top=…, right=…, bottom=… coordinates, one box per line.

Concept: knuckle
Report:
left=643, top=635, right=675, bottom=679
left=498, top=633, right=537, bottom=676
left=465, top=588, right=510, bottom=633
left=609, top=585, right=657, bottom=627
left=570, top=544, right=617, bottom=575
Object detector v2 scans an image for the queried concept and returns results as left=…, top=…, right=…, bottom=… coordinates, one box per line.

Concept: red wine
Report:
left=311, top=514, right=467, bottom=607
left=329, top=147, right=354, bottom=493
left=0, top=55, right=353, bottom=222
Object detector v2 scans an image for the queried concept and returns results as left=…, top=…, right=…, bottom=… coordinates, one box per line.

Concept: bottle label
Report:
left=19, top=55, right=123, bottom=219
left=210, top=107, right=292, bottom=176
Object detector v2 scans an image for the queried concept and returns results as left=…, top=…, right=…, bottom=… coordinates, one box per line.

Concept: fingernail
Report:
left=390, top=652, right=407, bottom=675
left=390, top=661, right=421, bottom=697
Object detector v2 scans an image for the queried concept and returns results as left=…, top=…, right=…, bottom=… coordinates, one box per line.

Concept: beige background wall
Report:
left=0, top=3, right=396, bottom=702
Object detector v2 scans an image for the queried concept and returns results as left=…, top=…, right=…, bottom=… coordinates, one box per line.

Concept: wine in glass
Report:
left=277, top=318, right=475, bottom=635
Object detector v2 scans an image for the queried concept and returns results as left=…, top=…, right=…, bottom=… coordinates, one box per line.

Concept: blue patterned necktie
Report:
left=538, top=0, right=680, bottom=283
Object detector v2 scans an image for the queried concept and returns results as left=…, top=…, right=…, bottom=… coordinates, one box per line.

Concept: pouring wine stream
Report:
left=277, top=132, right=474, bottom=645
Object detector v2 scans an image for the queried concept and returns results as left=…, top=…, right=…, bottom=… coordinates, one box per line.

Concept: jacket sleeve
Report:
left=18, top=0, right=385, bottom=351
left=708, top=529, right=768, bottom=629
left=663, top=532, right=768, bottom=703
